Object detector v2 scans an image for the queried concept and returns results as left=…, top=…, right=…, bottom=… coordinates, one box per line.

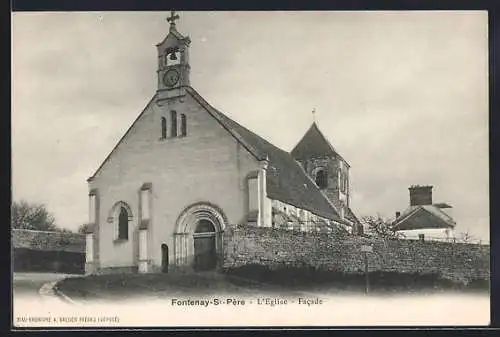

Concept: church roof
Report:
left=291, top=122, right=349, bottom=166
left=88, top=86, right=357, bottom=225
left=186, top=87, right=345, bottom=223
left=392, top=204, right=456, bottom=231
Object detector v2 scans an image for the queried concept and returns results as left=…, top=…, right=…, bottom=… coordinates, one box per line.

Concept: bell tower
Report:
left=156, top=11, right=191, bottom=103
left=291, top=121, right=351, bottom=215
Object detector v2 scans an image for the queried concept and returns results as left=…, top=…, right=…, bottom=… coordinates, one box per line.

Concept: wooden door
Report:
left=161, top=244, right=169, bottom=273
left=194, top=235, right=217, bottom=271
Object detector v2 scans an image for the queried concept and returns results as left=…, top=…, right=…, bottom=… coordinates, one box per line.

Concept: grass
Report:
left=56, top=265, right=490, bottom=301
left=224, top=264, right=490, bottom=294
left=56, top=271, right=293, bottom=301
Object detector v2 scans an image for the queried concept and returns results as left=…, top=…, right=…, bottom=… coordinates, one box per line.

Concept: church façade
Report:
left=84, top=12, right=362, bottom=275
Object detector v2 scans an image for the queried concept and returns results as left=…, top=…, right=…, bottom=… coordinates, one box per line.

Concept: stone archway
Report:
left=173, top=202, right=227, bottom=271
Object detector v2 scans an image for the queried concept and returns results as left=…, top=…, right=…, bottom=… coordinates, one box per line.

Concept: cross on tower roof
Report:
left=167, top=11, right=180, bottom=26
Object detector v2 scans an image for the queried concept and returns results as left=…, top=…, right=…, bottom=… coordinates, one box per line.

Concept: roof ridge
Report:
left=312, top=123, right=341, bottom=159
left=392, top=205, right=456, bottom=230
left=392, top=206, right=421, bottom=227
left=422, top=205, right=456, bottom=225
left=222, top=116, right=288, bottom=155
left=185, top=87, right=268, bottom=160
left=290, top=122, right=315, bottom=153
left=420, top=206, right=456, bottom=228
left=188, top=87, right=286, bottom=150
left=291, top=121, right=350, bottom=166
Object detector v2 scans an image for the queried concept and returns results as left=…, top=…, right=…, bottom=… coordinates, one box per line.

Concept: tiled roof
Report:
left=186, top=87, right=344, bottom=222
left=422, top=205, right=455, bottom=224
left=392, top=205, right=456, bottom=230
left=12, top=229, right=85, bottom=253
left=291, top=122, right=349, bottom=166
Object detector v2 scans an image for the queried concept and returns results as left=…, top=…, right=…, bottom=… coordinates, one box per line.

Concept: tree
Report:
left=11, top=200, right=58, bottom=231
left=458, top=230, right=475, bottom=243
left=361, top=214, right=405, bottom=239
left=57, top=228, right=74, bottom=233
left=77, top=223, right=91, bottom=234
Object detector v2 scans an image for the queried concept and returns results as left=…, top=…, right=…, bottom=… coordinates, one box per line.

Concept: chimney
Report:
left=395, top=211, right=401, bottom=218
left=409, top=185, right=433, bottom=206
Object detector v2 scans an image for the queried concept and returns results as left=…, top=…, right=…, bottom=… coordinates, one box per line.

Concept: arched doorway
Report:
left=193, top=220, right=217, bottom=271
left=161, top=244, right=169, bottom=273
left=174, top=202, right=227, bottom=271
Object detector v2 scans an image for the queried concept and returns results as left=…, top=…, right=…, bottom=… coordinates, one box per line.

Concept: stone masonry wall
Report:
left=12, top=229, right=86, bottom=274
left=12, top=228, right=85, bottom=253
left=223, top=225, right=490, bottom=283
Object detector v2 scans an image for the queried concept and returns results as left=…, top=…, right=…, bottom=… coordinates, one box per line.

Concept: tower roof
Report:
left=291, top=122, right=348, bottom=165
left=156, top=11, right=191, bottom=47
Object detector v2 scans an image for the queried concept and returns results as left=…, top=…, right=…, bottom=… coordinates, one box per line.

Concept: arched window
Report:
left=180, top=114, right=187, bottom=136
left=171, top=111, right=177, bottom=137
left=161, top=117, right=167, bottom=139
left=315, top=169, right=328, bottom=189
left=118, top=206, right=129, bottom=240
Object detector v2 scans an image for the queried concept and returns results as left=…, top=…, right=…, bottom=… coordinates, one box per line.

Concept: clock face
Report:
left=163, top=69, right=180, bottom=88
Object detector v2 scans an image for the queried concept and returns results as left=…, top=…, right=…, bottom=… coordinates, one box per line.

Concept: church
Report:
left=84, top=12, right=362, bottom=275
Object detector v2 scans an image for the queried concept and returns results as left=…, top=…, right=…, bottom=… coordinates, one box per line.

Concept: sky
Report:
left=12, top=11, right=489, bottom=241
